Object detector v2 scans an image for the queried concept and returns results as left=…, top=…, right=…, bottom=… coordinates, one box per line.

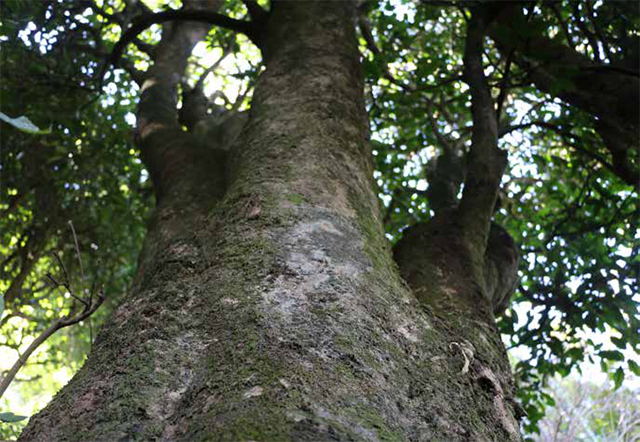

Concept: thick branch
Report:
left=106, top=9, right=259, bottom=76
left=133, top=0, right=232, bottom=206
left=490, top=14, right=640, bottom=115
left=458, top=7, right=507, bottom=249
left=240, top=0, right=269, bottom=22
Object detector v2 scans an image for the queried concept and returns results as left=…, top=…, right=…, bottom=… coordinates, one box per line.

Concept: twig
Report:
left=549, top=3, right=576, bottom=50
left=495, top=49, right=514, bottom=124
left=47, top=253, right=87, bottom=308
left=231, top=80, right=254, bottom=112
left=0, top=286, right=105, bottom=400
left=68, top=221, right=85, bottom=296
left=0, top=225, right=106, bottom=399
left=193, top=39, right=235, bottom=92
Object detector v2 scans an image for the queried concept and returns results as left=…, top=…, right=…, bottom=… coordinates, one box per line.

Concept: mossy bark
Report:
left=19, top=2, right=522, bottom=441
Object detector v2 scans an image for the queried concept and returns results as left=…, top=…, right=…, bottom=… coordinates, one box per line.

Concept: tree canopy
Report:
left=0, top=0, right=638, bottom=439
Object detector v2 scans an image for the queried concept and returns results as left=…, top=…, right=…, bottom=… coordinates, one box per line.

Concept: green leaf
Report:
left=629, top=360, right=640, bottom=377
left=600, top=359, right=609, bottom=373
left=566, top=347, right=583, bottom=361
left=0, top=292, right=4, bottom=319
left=611, top=336, right=627, bottom=349
left=611, top=367, right=624, bottom=389
left=600, top=350, right=625, bottom=362
left=541, top=392, right=556, bottom=407
left=0, top=412, right=28, bottom=423
left=0, top=111, right=51, bottom=134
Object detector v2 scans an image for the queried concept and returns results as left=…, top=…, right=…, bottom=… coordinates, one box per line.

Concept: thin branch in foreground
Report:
left=68, top=221, right=85, bottom=295
left=0, top=286, right=104, bottom=400
left=0, top=226, right=106, bottom=400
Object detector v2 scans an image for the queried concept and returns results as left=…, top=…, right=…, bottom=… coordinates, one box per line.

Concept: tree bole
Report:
left=18, top=2, right=522, bottom=441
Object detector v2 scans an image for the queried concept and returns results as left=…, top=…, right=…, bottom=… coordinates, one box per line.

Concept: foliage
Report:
left=0, top=0, right=638, bottom=438
left=0, top=1, right=149, bottom=437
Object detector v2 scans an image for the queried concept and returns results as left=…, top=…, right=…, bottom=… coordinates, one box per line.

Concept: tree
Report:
left=1, top=1, right=637, bottom=441
left=536, top=377, right=640, bottom=442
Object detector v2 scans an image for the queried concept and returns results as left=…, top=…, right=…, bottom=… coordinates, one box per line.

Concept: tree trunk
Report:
left=19, top=2, right=522, bottom=441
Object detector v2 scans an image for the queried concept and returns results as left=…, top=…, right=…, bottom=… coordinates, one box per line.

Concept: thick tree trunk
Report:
left=19, top=2, right=522, bottom=441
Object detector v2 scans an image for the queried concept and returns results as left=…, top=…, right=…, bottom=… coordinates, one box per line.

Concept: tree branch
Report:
left=240, top=0, right=269, bottom=22
left=488, top=2, right=639, bottom=183
left=132, top=38, right=155, bottom=56
left=194, top=39, right=235, bottom=92
left=0, top=288, right=104, bottom=400
left=458, top=6, right=506, bottom=249
left=0, top=227, right=105, bottom=400
left=501, top=120, right=638, bottom=189
left=104, top=9, right=259, bottom=80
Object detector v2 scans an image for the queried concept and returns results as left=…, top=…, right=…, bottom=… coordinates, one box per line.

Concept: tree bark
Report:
left=19, top=2, right=522, bottom=441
